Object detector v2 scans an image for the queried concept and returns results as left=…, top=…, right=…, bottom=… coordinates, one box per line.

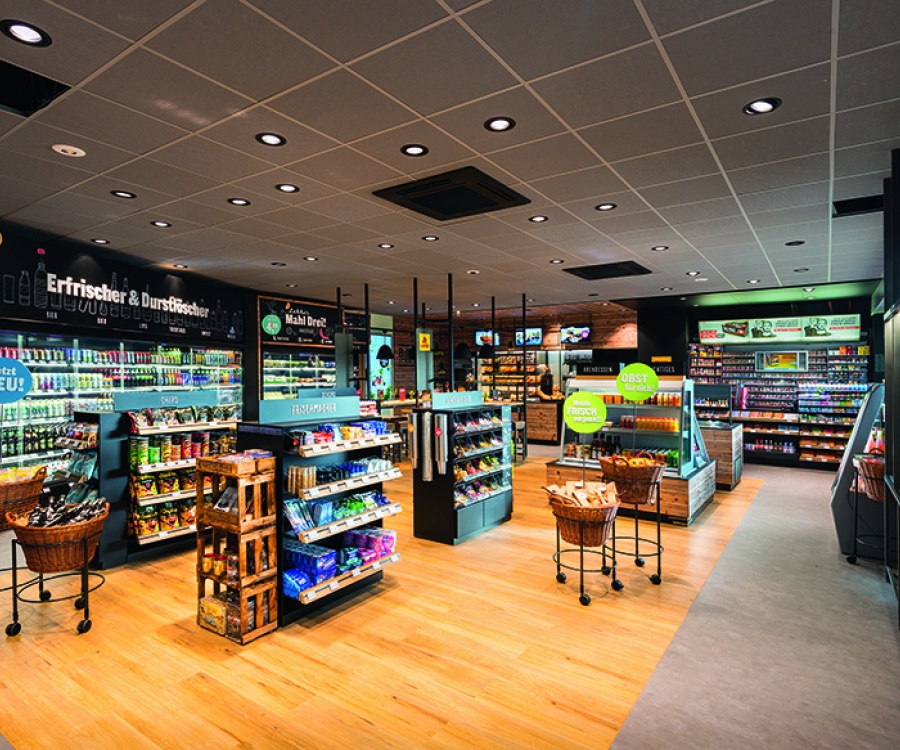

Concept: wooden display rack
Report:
left=195, top=454, right=279, bottom=644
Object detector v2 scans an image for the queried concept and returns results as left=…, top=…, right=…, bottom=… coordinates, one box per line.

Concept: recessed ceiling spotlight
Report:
left=693, top=303, right=700, bottom=307
left=529, top=215, right=548, bottom=223
left=694, top=277, right=708, bottom=282
left=743, top=97, right=782, bottom=115
left=111, top=190, right=136, bottom=199
left=304, top=256, right=318, bottom=262
left=91, top=238, right=110, bottom=245
left=807, top=296, right=815, bottom=300
left=422, top=235, right=439, bottom=242
left=467, top=269, right=480, bottom=275
left=679, top=296, right=687, bottom=301
left=803, top=287, right=815, bottom=292
left=378, top=243, right=394, bottom=249
left=51, top=144, right=85, bottom=158
left=595, top=202, right=617, bottom=211
left=402, top=308, right=410, bottom=313
left=794, top=267, right=809, bottom=273
left=276, top=183, right=299, bottom=193
left=342, top=293, right=352, bottom=298
left=286, top=283, right=298, bottom=288
left=527, top=298, right=535, bottom=302
left=686, top=270, right=700, bottom=276
left=150, top=220, right=172, bottom=228
left=785, top=240, right=805, bottom=246
left=660, top=287, right=673, bottom=291
left=651, top=245, right=669, bottom=252
left=472, top=302, right=481, bottom=307
left=256, top=132, right=286, bottom=146
left=484, top=116, right=516, bottom=132
left=227, top=198, right=250, bottom=206
left=400, top=144, right=428, bottom=157
left=271, top=261, right=287, bottom=267
left=426, top=307, right=433, bottom=311
left=173, top=263, right=189, bottom=269
left=600, top=302, right=610, bottom=306
left=747, top=279, right=760, bottom=284
left=1, top=20, right=51, bottom=46
left=387, top=300, right=396, bottom=305
left=549, top=259, right=564, bottom=264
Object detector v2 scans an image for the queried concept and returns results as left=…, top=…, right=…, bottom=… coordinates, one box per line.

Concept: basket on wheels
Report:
left=4, top=504, right=109, bottom=574
left=599, top=455, right=666, bottom=506
left=857, top=457, right=885, bottom=502
left=0, top=466, right=47, bottom=531
left=550, top=496, right=619, bottom=547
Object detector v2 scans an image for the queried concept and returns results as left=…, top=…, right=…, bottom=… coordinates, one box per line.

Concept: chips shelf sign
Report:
left=698, top=314, right=861, bottom=344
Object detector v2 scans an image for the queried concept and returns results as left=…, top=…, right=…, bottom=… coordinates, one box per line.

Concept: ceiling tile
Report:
left=156, top=199, right=242, bottom=227
left=561, top=191, right=649, bottom=220
left=728, top=153, right=830, bottom=194
left=290, top=147, right=403, bottom=190
left=0, top=148, right=92, bottom=191
left=27, top=191, right=141, bottom=225
left=659, top=197, right=743, bottom=225
left=430, top=86, right=566, bottom=153
left=354, top=212, right=433, bottom=238
left=643, top=0, right=762, bottom=36
left=85, top=49, right=253, bottom=131
left=0, top=121, right=137, bottom=174
left=637, top=174, right=733, bottom=207
left=713, top=116, right=831, bottom=171
left=833, top=174, right=889, bottom=200
left=579, top=103, right=704, bottom=163
left=262, top=206, right=335, bottom=232
left=838, top=0, right=900, bottom=55
left=104, top=157, right=219, bottom=197
left=61, top=0, right=195, bottom=40
left=0, top=177, right=57, bottom=216
left=737, top=182, right=830, bottom=214
left=530, top=166, right=627, bottom=203
left=663, top=0, right=832, bottom=96
left=234, top=170, right=338, bottom=205
left=488, top=134, right=599, bottom=181
left=248, top=0, right=448, bottom=62
left=188, top=184, right=287, bottom=217
left=835, top=140, right=899, bottom=179
left=675, top=216, right=752, bottom=239
left=464, top=0, right=649, bottom=80
left=303, top=194, right=391, bottom=223
left=532, top=44, right=680, bottom=128
left=218, top=217, right=292, bottom=240
left=351, top=120, right=476, bottom=170
left=613, top=143, right=720, bottom=188
left=690, top=230, right=759, bottom=249
left=835, top=99, right=900, bottom=148
left=152, top=227, right=248, bottom=253
left=747, top=204, right=829, bottom=230
left=68, top=175, right=175, bottom=211
left=148, top=1, right=334, bottom=99
left=269, top=69, right=415, bottom=142
left=271, top=233, right=341, bottom=252
left=589, top=210, right=669, bottom=235
left=837, top=43, right=900, bottom=110
left=151, top=136, right=272, bottom=182
left=352, top=21, right=518, bottom=115
left=4, top=204, right=98, bottom=236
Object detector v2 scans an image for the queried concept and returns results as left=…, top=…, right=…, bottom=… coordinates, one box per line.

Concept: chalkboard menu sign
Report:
left=259, top=295, right=337, bottom=347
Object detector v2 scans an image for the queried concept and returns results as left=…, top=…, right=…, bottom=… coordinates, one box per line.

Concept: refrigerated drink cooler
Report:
left=409, top=401, right=514, bottom=545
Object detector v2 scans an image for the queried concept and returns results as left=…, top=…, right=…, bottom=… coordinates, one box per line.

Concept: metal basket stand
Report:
left=603, top=478, right=664, bottom=587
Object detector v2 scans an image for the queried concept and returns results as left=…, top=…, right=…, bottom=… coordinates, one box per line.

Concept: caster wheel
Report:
left=77, top=619, right=92, bottom=634
left=846, top=555, right=858, bottom=565
left=612, top=579, right=625, bottom=591
left=6, top=622, right=21, bottom=637
left=635, top=557, right=645, bottom=568
left=39, top=589, right=52, bottom=602
left=650, top=574, right=662, bottom=585
left=579, top=594, right=591, bottom=606
left=601, top=565, right=611, bottom=576
left=556, top=572, right=567, bottom=583
left=74, top=597, right=85, bottom=610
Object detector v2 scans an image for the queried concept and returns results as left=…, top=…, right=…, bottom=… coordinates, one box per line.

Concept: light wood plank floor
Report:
left=0, top=459, right=761, bottom=750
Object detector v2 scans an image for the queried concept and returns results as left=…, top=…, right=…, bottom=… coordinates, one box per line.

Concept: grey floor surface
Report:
left=612, top=463, right=900, bottom=749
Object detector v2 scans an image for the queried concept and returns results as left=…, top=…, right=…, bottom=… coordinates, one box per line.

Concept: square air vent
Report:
left=832, top=195, right=883, bottom=217
left=0, top=59, right=70, bottom=118
left=372, top=166, right=530, bottom=221
left=563, top=260, right=653, bottom=281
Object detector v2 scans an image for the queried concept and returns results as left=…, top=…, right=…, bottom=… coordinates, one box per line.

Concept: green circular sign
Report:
left=563, top=391, right=607, bottom=434
left=616, top=362, right=659, bottom=402
left=261, top=314, right=282, bottom=336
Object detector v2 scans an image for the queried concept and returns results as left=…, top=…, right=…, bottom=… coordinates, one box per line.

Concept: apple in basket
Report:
left=628, top=457, right=651, bottom=467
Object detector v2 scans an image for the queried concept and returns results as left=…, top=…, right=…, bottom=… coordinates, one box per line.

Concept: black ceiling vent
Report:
left=832, top=194, right=883, bottom=218
left=563, top=260, right=653, bottom=281
left=372, top=166, right=530, bottom=221
left=0, top=59, right=70, bottom=118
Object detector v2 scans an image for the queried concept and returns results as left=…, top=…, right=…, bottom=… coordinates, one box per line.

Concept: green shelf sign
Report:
left=616, top=363, right=659, bottom=403
left=563, top=391, right=607, bottom=434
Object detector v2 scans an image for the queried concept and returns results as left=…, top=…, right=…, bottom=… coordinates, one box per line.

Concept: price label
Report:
left=328, top=525, right=337, bottom=534
left=372, top=561, right=381, bottom=570
left=157, top=531, right=168, bottom=538
left=306, top=488, right=319, bottom=498
left=189, top=525, right=196, bottom=532
left=305, top=591, right=317, bottom=602
left=306, top=530, right=318, bottom=540
left=351, top=568, right=361, bottom=577
left=329, top=580, right=340, bottom=591
left=391, top=554, right=400, bottom=563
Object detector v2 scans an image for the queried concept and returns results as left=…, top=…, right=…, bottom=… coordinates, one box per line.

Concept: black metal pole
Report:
left=522, top=292, right=527, bottom=460
left=413, top=277, right=418, bottom=397
left=491, top=296, right=496, bottom=396
left=449, top=273, right=454, bottom=392
left=364, top=283, right=370, bottom=399
left=336, top=286, right=342, bottom=333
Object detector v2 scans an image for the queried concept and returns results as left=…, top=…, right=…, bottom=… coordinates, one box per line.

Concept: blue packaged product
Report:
left=283, top=568, right=313, bottom=598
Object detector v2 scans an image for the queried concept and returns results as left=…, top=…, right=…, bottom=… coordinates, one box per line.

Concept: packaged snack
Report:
left=226, top=605, right=241, bottom=639
left=198, top=596, right=226, bottom=635
left=156, top=471, right=179, bottom=495
left=177, top=498, right=196, bottom=526
left=158, top=501, right=181, bottom=531
left=160, top=435, right=172, bottom=463
left=201, top=552, right=215, bottom=573
left=135, top=506, right=159, bottom=536
left=179, top=469, right=198, bottom=490
left=132, top=475, right=158, bottom=500
left=193, top=406, right=211, bottom=423
left=130, top=437, right=150, bottom=467
left=127, top=410, right=152, bottom=431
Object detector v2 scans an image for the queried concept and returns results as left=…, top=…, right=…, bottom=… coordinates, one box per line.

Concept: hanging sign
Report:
left=698, top=314, right=861, bottom=343
left=616, top=363, right=659, bottom=402
left=563, top=391, right=607, bottom=434
left=418, top=332, right=432, bottom=352
left=258, top=296, right=337, bottom=347
left=0, top=357, right=32, bottom=403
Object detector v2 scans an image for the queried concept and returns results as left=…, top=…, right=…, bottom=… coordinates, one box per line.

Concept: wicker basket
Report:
left=857, top=457, right=885, bottom=503
left=550, top=496, right=619, bottom=547
left=0, top=466, right=47, bottom=531
left=4, top=503, right=109, bottom=574
left=599, top=454, right=665, bottom=506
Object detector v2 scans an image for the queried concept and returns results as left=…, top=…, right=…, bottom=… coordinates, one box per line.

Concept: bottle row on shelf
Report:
left=1, top=423, right=71, bottom=458
left=283, top=526, right=397, bottom=591
left=1, top=345, right=240, bottom=366
left=132, top=497, right=197, bottom=537
left=129, top=432, right=235, bottom=470
left=283, top=491, right=392, bottom=534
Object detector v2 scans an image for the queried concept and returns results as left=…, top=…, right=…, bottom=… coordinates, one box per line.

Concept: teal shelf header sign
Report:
left=432, top=391, right=484, bottom=410
left=258, top=394, right=361, bottom=425
left=113, top=389, right=217, bottom=412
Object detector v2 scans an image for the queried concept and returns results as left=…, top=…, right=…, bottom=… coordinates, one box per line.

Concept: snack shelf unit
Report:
left=546, top=376, right=716, bottom=524
left=477, top=350, right=537, bottom=401
left=196, top=455, right=279, bottom=645
left=688, top=344, right=723, bottom=383
left=235, top=404, right=402, bottom=627
left=411, top=397, right=514, bottom=545
left=694, top=383, right=733, bottom=423
left=261, top=350, right=336, bottom=400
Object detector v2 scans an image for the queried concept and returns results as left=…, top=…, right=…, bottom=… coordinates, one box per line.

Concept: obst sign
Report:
left=616, top=363, right=659, bottom=402
left=563, top=391, right=607, bottom=434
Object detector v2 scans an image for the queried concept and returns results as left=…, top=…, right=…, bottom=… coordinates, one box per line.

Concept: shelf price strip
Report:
left=298, top=553, right=401, bottom=603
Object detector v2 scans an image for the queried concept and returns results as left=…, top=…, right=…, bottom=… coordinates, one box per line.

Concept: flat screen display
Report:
left=475, top=330, right=500, bottom=346
left=515, top=327, right=543, bottom=346
left=560, top=325, right=591, bottom=345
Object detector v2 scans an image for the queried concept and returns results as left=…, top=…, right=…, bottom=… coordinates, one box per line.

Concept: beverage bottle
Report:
left=109, top=272, right=119, bottom=317
left=18, top=270, right=31, bottom=307
left=33, top=253, right=48, bottom=309
left=143, top=285, right=152, bottom=322
left=121, top=279, right=131, bottom=319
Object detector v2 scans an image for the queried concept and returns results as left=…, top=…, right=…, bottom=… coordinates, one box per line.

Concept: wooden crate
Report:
left=196, top=522, right=277, bottom=588
left=197, top=577, right=278, bottom=645
left=700, top=425, right=743, bottom=490
left=527, top=402, right=561, bottom=443
left=196, top=455, right=276, bottom=477
left=197, top=469, right=276, bottom=532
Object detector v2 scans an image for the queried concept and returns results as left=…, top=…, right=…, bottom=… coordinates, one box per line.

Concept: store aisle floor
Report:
left=612, top=464, right=900, bottom=750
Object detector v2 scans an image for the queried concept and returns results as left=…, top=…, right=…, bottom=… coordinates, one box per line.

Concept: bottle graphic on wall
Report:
left=109, top=272, right=119, bottom=318
left=63, top=276, right=76, bottom=311
left=234, top=310, right=243, bottom=337
left=18, top=270, right=31, bottom=307
left=33, top=251, right=48, bottom=309
left=132, top=282, right=141, bottom=320
left=143, top=284, right=152, bottom=322
left=3, top=275, right=15, bottom=305
left=214, top=300, right=224, bottom=332
left=121, top=278, right=131, bottom=319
